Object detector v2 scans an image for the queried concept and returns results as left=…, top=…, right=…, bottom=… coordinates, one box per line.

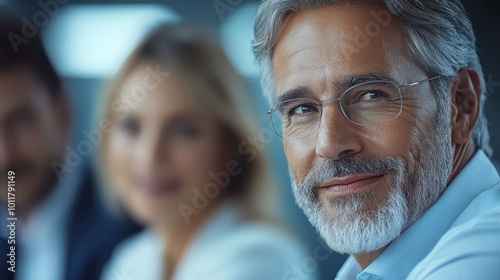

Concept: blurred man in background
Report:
left=0, top=10, right=139, bottom=280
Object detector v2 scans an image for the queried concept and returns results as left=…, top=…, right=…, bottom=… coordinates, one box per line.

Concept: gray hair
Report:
left=252, top=0, right=492, bottom=156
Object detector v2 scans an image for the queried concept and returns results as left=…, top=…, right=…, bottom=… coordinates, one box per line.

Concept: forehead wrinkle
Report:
left=273, top=3, right=428, bottom=104
left=321, top=66, right=330, bottom=97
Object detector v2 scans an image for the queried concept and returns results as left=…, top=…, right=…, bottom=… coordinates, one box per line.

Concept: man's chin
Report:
left=306, top=196, right=407, bottom=255
left=315, top=214, right=403, bottom=255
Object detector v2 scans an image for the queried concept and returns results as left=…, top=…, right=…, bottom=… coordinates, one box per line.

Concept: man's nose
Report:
left=315, top=106, right=363, bottom=160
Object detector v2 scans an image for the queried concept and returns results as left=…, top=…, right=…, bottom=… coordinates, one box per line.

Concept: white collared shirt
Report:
left=335, top=150, right=500, bottom=280
left=102, top=202, right=319, bottom=280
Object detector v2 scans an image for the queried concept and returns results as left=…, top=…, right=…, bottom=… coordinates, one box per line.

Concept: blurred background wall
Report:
left=1, top=0, right=498, bottom=278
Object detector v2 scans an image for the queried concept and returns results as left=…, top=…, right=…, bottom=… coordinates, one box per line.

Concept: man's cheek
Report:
left=22, top=139, right=51, bottom=163
left=285, top=141, right=314, bottom=182
left=362, top=123, right=415, bottom=157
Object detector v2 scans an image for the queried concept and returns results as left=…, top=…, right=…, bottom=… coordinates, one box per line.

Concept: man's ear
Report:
left=450, top=68, right=482, bottom=145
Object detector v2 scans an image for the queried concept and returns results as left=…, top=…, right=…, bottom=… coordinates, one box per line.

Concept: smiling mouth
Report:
left=318, top=173, right=385, bottom=196
left=134, top=177, right=182, bottom=197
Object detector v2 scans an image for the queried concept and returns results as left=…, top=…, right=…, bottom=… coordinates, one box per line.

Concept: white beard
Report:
left=292, top=166, right=408, bottom=254
left=290, top=112, right=453, bottom=254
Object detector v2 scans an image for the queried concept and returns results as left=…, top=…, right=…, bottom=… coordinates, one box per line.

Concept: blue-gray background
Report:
left=4, top=0, right=499, bottom=278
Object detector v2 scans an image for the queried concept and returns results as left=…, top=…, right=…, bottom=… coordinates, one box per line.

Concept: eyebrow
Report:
left=5, top=105, right=35, bottom=123
left=276, top=73, right=396, bottom=105
left=334, top=73, right=395, bottom=89
left=275, top=86, right=314, bottom=105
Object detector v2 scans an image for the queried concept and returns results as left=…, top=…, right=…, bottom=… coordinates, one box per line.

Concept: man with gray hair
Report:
left=253, top=0, right=500, bottom=279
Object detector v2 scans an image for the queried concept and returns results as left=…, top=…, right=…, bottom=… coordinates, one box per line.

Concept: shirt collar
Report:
left=18, top=168, right=84, bottom=245
left=337, top=150, right=499, bottom=280
left=171, top=201, right=243, bottom=276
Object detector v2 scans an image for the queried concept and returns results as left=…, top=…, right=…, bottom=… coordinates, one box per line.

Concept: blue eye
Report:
left=361, top=91, right=384, bottom=100
left=358, top=90, right=391, bottom=102
left=292, top=104, right=317, bottom=115
left=169, top=122, right=199, bottom=140
left=120, top=118, right=140, bottom=137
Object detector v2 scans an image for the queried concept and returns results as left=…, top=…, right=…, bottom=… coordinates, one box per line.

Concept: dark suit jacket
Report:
left=0, top=237, right=14, bottom=280
left=64, top=167, right=141, bottom=280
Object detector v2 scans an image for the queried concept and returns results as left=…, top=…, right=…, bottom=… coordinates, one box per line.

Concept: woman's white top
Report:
left=101, top=202, right=318, bottom=280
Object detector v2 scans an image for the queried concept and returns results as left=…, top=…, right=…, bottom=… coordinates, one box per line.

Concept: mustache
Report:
left=300, top=156, right=405, bottom=194
left=0, top=161, right=34, bottom=179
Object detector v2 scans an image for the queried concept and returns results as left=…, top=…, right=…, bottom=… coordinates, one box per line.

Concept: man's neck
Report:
left=450, top=139, right=476, bottom=183
left=353, top=246, right=387, bottom=270
left=18, top=190, right=54, bottom=223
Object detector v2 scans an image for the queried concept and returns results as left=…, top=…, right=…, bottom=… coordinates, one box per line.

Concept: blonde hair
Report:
left=97, top=23, right=281, bottom=224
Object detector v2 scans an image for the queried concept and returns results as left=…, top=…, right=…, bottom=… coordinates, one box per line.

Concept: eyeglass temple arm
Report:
left=398, top=75, right=443, bottom=88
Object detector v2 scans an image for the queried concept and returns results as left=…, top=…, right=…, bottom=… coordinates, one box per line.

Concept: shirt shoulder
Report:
left=100, top=230, right=163, bottom=280
left=177, top=222, right=318, bottom=280
left=408, top=203, right=500, bottom=280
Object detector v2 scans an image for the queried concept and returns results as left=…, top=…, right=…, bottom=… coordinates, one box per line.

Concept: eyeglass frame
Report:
left=267, top=75, right=443, bottom=140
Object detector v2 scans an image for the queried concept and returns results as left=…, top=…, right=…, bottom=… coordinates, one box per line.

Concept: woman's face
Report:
left=105, top=64, right=232, bottom=228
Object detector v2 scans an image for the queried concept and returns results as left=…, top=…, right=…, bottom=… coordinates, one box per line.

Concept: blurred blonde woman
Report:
left=99, top=23, right=316, bottom=280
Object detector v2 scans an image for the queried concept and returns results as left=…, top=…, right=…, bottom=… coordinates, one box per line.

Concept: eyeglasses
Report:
left=267, top=76, right=442, bottom=140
